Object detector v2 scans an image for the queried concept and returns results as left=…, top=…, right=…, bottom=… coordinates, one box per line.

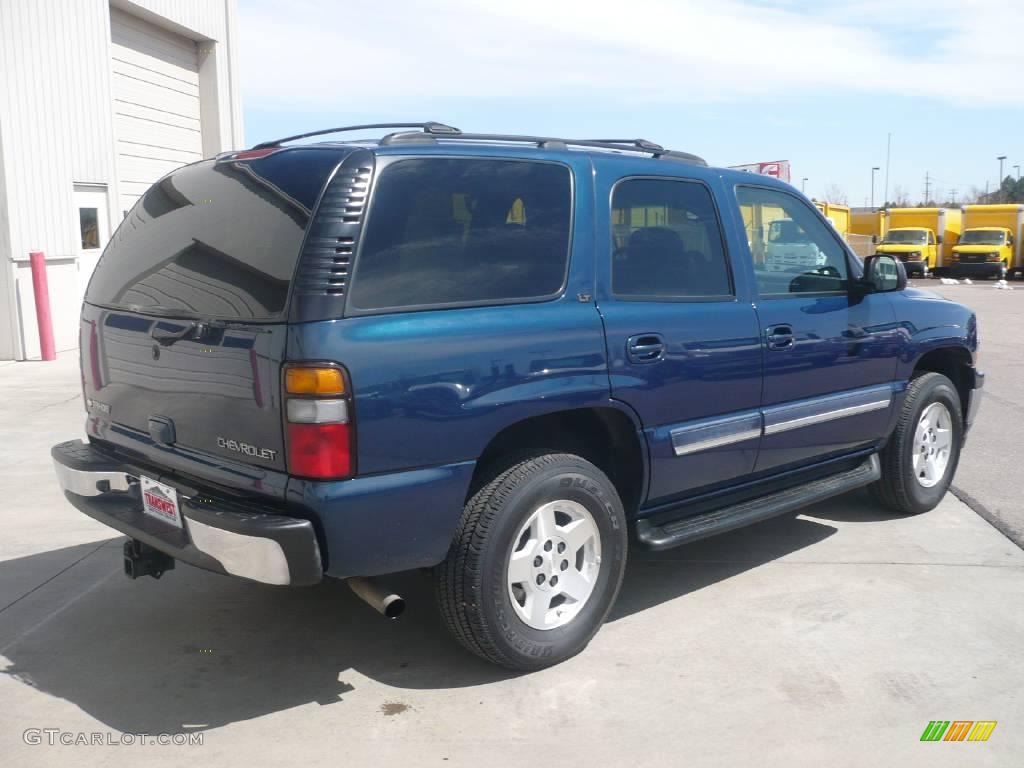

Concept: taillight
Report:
left=284, top=363, right=354, bottom=479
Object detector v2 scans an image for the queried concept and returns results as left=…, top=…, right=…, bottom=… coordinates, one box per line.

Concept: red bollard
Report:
left=29, top=251, right=56, bottom=361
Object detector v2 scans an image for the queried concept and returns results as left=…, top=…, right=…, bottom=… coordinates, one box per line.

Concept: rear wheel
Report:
left=437, top=453, right=627, bottom=670
left=871, top=372, right=962, bottom=514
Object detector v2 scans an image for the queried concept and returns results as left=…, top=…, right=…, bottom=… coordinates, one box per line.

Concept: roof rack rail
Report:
left=378, top=131, right=707, bottom=166
left=588, top=138, right=665, bottom=152
left=252, top=121, right=461, bottom=150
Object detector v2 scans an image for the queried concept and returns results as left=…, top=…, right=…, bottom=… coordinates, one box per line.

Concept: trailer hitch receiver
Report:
left=123, top=539, right=175, bottom=580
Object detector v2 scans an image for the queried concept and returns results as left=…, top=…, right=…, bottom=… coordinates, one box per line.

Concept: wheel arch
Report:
left=911, top=346, right=973, bottom=424
left=468, top=405, right=648, bottom=515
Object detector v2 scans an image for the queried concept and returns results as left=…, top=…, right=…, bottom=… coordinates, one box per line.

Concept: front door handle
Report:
left=627, top=333, right=665, bottom=363
left=766, top=324, right=795, bottom=351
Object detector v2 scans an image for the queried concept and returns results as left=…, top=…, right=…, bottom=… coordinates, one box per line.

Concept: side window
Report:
left=736, top=186, right=849, bottom=296
left=612, top=178, right=732, bottom=298
left=349, top=159, right=572, bottom=311
left=928, top=231, right=936, bottom=245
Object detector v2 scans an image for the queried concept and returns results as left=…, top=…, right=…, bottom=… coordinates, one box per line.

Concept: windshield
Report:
left=959, top=230, right=1006, bottom=245
left=883, top=230, right=927, bottom=244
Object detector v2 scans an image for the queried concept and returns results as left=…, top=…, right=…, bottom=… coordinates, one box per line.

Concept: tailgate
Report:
left=82, top=303, right=288, bottom=474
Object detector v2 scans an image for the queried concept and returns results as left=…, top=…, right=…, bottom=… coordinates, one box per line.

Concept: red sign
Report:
left=729, top=160, right=792, bottom=183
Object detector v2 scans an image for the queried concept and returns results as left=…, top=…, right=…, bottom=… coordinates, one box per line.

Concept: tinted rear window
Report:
left=348, top=158, right=572, bottom=311
left=85, top=148, right=343, bottom=320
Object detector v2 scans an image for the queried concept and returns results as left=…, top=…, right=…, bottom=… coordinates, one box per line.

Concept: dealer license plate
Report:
left=140, top=475, right=182, bottom=528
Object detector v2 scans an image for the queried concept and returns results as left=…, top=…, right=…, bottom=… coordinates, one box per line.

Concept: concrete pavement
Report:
left=1, top=352, right=1022, bottom=767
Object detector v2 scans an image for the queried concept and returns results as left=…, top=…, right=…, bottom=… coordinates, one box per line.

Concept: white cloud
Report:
left=239, top=0, right=1024, bottom=110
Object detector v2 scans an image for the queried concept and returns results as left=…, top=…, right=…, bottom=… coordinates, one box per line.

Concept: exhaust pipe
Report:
left=347, top=577, right=405, bottom=619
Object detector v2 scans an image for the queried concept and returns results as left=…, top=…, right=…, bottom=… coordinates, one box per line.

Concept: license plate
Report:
left=140, top=476, right=182, bottom=528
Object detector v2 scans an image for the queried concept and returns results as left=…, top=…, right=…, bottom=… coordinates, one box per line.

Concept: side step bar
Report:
left=636, top=454, right=880, bottom=550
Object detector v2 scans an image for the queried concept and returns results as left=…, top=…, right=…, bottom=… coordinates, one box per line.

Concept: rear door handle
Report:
left=626, top=334, right=665, bottom=363
left=766, top=324, right=795, bottom=351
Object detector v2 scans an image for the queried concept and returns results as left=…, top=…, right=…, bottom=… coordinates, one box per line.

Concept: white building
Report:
left=0, top=0, right=243, bottom=360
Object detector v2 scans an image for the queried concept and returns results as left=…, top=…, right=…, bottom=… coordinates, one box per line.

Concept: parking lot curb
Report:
left=951, top=484, right=1024, bottom=550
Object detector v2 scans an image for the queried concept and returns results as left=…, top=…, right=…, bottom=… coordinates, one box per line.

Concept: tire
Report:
left=871, top=372, right=963, bottom=515
left=437, top=453, right=627, bottom=670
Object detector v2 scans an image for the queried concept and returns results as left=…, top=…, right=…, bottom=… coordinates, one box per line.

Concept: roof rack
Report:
left=251, top=121, right=461, bottom=150
left=378, top=130, right=707, bottom=166
left=588, top=138, right=665, bottom=151
left=252, top=122, right=706, bottom=166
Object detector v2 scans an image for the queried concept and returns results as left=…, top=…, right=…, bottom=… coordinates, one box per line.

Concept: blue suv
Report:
left=52, top=123, right=983, bottom=670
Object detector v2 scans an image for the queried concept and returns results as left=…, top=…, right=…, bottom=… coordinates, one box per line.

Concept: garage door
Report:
left=110, top=9, right=202, bottom=216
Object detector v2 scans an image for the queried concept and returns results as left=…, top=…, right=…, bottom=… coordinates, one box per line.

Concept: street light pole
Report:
left=802, top=177, right=808, bottom=194
left=1016, top=165, right=1021, bottom=181
left=871, top=166, right=880, bottom=208
left=997, top=155, right=1007, bottom=201
left=884, top=132, right=892, bottom=207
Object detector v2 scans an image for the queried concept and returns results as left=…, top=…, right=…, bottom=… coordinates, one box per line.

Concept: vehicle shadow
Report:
left=0, top=496, right=853, bottom=734
left=799, top=487, right=912, bottom=523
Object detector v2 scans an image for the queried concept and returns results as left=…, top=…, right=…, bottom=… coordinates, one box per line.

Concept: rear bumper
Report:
left=52, top=440, right=322, bottom=586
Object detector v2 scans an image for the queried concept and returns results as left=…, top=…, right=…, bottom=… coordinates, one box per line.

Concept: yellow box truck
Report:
left=951, top=204, right=1024, bottom=280
left=813, top=201, right=851, bottom=239
left=850, top=209, right=886, bottom=242
left=876, top=207, right=962, bottom=277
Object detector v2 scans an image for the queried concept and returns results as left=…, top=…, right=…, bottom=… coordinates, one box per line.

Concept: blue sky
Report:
left=238, top=0, right=1024, bottom=207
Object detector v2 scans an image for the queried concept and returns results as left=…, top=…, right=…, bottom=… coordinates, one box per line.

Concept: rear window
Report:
left=348, top=158, right=572, bottom=312
left=85, top=148, right=343, bottom=320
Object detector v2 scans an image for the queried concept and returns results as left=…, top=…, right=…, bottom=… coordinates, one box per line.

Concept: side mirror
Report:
left=937, top=235, right=943, bottom=245
left=871, top=234, right=878, bottom=244
left=860, top=254, right=907, bottom=293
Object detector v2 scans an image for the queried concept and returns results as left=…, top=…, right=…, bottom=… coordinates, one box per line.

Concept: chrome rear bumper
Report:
left=51, top=440, right=322, bottom=586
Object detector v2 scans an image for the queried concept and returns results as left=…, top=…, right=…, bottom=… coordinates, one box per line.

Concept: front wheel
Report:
left=437, top=453, right=627, bottom=670
left=871, top=372, right=963, bottom=514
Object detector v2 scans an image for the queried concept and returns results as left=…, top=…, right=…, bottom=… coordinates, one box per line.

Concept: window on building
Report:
left=79, top=208, right=100, bottom=249
left=611, top=178, right=732, bottom=298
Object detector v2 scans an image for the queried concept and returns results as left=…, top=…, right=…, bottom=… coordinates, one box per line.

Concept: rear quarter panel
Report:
left=288, top=300, right=615, bottom=475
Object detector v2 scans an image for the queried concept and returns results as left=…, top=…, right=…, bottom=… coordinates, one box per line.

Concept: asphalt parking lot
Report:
left=908, top=279, right=1024, bottom=546
left=2, top=286, right=1022, bottom=766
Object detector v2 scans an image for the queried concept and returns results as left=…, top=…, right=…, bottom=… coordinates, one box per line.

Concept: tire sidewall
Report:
left=900, top=377, right=962, bottom=510
left=477, top=458, right=627, bottom=668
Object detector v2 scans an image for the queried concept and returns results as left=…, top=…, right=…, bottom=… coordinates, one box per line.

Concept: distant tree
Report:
left=999, top=175, right=1024, bottom=203
left=883, top=185, right=911, bottom=207
left=965, top=186, right=988, bottom=204
left=821, top=184, right=848, bottom=205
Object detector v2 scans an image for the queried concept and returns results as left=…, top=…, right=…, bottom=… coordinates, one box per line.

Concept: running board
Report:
left=635, top=454, right=880, bottom=550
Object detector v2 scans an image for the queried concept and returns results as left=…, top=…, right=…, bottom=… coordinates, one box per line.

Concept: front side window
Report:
left=736, top=186, right=849, bottom=296
left=611, top=178, right=732, bottom=298
left=349, top=159, right=572, bottom=311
